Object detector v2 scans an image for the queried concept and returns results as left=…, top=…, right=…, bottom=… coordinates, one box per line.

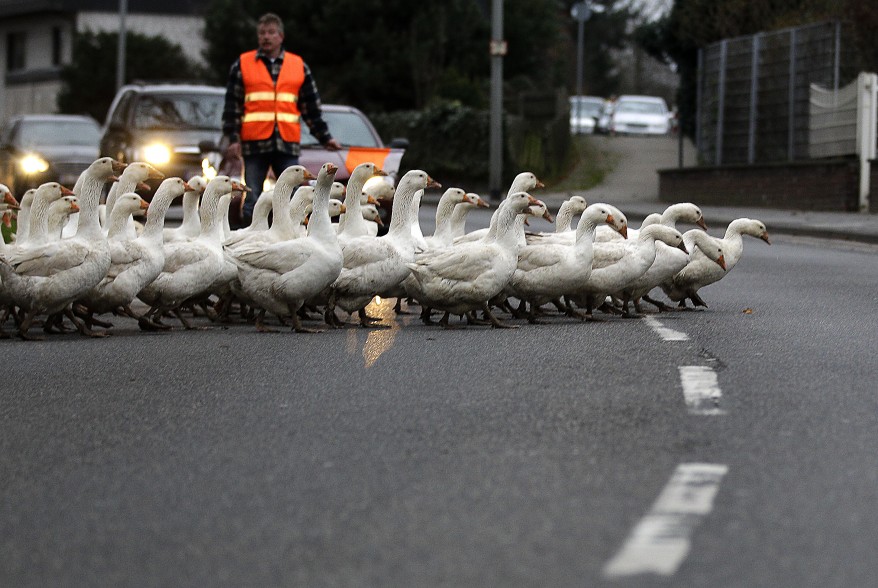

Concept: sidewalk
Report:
left=517, top=135, right=878, bottom=245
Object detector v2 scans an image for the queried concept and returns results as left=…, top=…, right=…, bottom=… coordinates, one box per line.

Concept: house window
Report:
left=52, top=27, right=63, bottom=66
left=6, top=31, right=26, bottom=72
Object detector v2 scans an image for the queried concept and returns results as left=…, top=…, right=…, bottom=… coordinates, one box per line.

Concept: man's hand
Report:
left=226, top=141, right=242, bottom=158
left=325, top=138, right=342, bottom=151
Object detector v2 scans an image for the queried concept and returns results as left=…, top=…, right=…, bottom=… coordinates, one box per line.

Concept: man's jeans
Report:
left=242, top=151, right=300, bottom=224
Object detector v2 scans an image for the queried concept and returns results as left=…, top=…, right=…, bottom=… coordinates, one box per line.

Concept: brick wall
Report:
left=658, top=158, right=873, bottom=212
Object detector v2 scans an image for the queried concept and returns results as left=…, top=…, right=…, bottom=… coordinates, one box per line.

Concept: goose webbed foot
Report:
left=642, top=294, right=674, bottom=312
left=466, top=311, right=491, bottom=326
left=440, top=312, right=465, bottom=329
left=65, top=309, right=110, bottom=337
left=483, top=303, right=518, bottom=329
left=358, top=308, right=389, bottom=328
left=689, top=292, right=709, bottom=308
left=420, top=307, right=439, bottom=326
left=253, top=310, right=278, bottom=333
left=173, top=309, right=207, bottom=330
left=393, top=298, right=413, bottom=315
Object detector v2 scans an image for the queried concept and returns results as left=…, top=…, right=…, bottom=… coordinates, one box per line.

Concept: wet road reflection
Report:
left=345, top=297, right=412, bottom=368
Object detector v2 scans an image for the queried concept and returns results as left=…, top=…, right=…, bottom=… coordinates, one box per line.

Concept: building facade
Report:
left=0, top=0, right=209, bottom=124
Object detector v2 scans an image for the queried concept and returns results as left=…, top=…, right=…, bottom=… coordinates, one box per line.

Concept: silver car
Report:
left=608, top=95, right=670, bottom=135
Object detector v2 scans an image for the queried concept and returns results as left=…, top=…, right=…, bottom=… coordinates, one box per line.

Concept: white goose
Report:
left=225, top=165, right=314, bottom=249
left=424, top=188, right=472, bottom=249
left=662, top=218, right=770, bottom=308
left=361, top=203, right=383, bottom=237
left=78, top=178, right=189, bottom=329
left=136, top=175, right=240, bottom=329
left=629, top=229, right=727, bottom=313
left=61, top=161, right=163, bottom=240
left=454, top=171, right=545, bottom=244
left=5, top=183, right=73, bottom=252
left=231, top=163, right=343, bottom=332
left=0, top=157, right=125, bottom=339
left=163, top=175, right=207, bottom=244
left=554, top=195, right=588, bottom=233
left=597, top=201, right=706, bottom=242
left=327, top=169, right=440, bottom=327
left=46, top=196, right=81, bottom=240
left=508, top=203, right=625, bottom=323
left=567, top=224, right=687, bottom=319
left=447, top=192, right=490, bottom=241
left=10, top=187, right=36, bottom=243
left=337, top=162, right=386, bottom=239
left=406, top=191, right=539, bottom=328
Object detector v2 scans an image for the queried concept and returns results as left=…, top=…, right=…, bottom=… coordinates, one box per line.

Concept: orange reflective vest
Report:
left=239, top=50, right=305, bottom=142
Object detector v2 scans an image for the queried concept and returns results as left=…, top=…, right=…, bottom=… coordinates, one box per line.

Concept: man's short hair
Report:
left=258, top=13, right=284, bottom=34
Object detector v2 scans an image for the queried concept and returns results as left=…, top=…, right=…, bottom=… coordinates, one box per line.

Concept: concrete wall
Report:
left=657, top=159, right=873, bottom=212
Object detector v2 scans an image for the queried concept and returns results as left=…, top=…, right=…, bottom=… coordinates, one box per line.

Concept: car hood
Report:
left=135, top=129, right=223, bottom=153
left=299, top=146, right=406, bottom=183
left=28, top=144, right=100, bottom=164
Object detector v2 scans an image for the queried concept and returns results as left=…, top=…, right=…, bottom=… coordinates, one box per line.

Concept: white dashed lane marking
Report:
left=643, top=315, right=690, bottom=341
left=678, top=365, right=726, bottom=415
left=603, top=463, right=729, bottom=578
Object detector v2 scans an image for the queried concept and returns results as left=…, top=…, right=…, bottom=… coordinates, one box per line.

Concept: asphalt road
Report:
left=2, top=225, right=878, bottom=586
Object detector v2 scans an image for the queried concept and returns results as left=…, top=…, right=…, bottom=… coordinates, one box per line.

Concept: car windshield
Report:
left=133, top=93, right=224, bottom=130
left=17, top=120, right=101, bottom=147
left=570, top=99, right=603, bottom=117
left=616, top=101, right=666, bottom=115
left=300, top=111, right=380, bottom=147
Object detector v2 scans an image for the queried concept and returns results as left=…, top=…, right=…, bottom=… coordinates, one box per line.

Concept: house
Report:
left=0, top=0, right=210, bottom=124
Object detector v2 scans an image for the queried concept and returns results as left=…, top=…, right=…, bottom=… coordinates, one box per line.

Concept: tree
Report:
left=201, top=0, right=571, bottom=112
left=58, top=31, right=206, bottom=123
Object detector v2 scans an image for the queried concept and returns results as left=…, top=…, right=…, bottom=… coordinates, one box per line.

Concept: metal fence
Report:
left=697, top=21, right=846, bottom=165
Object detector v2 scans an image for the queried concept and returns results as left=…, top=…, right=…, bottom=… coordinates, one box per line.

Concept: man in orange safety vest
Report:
left=222, top=12, right=341, bottom=227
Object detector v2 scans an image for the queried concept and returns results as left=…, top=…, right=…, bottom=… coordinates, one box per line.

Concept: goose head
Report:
left=113, top=192, right=150, bottom=218
left=663, top=202, right=707, bottom=230
left=359, top=190, right=379, bottom=206
left=508, top=171, right=545, bottom=195
left=121, top=161, right=165, bottom=184
left=641, top=224, right=686, bottom=252
left=580, top=203, right=624, bottom=236
left=464, top=192, right=490, bottom=208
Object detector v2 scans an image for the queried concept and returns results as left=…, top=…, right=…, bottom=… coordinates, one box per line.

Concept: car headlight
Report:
left=19, top=154, right=50, bottom=175
left=142, top=143, right=172, bottom=166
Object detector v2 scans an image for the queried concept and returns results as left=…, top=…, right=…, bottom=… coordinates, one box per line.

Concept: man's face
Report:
left=257, top=23, right=284, bottom=56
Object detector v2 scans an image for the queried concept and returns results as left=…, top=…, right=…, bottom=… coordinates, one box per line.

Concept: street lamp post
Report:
left=571, top=2, right=591, bottom=134
left=489, top=0, right=506, bottom=202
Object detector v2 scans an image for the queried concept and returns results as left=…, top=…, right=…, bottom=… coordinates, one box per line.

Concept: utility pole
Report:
left=116, top=0, right=127, bottom=91
left=489, top=0, right=506, bottom=202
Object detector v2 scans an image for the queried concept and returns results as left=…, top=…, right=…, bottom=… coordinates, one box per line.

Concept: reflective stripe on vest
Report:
left=239, top=50, right=304, bottom=142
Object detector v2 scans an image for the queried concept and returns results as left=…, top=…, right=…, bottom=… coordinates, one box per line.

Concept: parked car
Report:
left=100, top=83, right=226, bottom=187
left=595, top=99, right=615, bottom=134
left=568, top=95, right=605, bottom=134
left=100, top=83, right=407, bottom=193
left=297, top=104, right=407, bottom=186
left=0, top=114, right=102, bottom=194
left=608, top=95, right=671, bottom=135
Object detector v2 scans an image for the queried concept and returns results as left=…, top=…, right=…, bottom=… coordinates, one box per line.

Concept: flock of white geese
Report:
left=0, top=157, right=770, bottom=339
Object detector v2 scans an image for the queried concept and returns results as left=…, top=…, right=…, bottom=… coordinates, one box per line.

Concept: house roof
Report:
left=0, top=0, right=210, bottom=18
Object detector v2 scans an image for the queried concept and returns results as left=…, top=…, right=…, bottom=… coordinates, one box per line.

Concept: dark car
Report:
left=0, top=114, right=102, bottom=194
left=101, top=83, right=407, bottom=193
left=100, top=83, right=226, bottom=185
